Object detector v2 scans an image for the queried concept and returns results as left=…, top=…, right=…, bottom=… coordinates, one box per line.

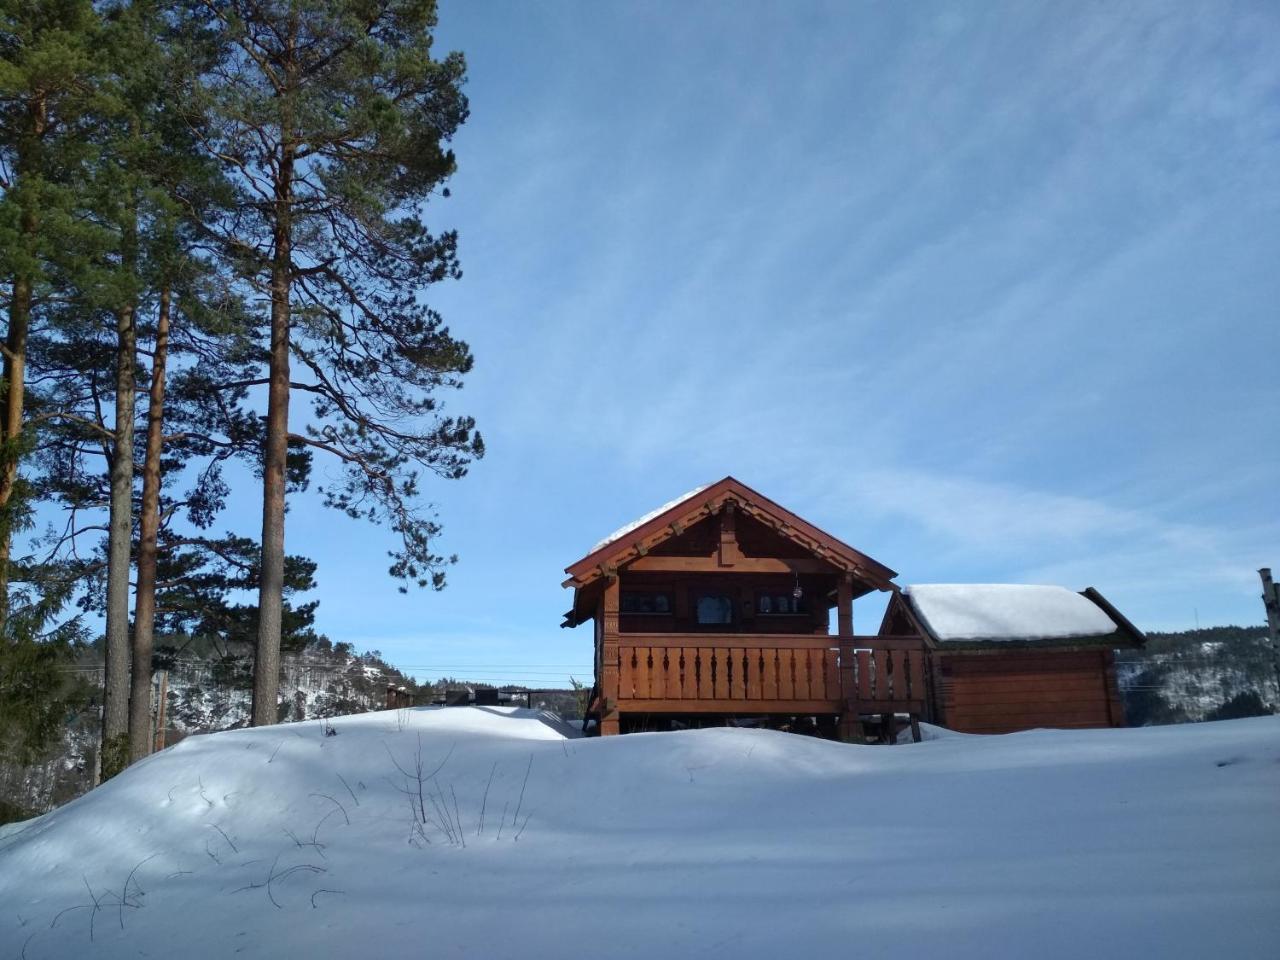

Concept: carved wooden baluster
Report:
left=761, top=647, right=777, bottom=700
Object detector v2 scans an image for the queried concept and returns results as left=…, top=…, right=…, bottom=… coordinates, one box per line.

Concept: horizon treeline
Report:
left=0, top=0, right=482, bottom=781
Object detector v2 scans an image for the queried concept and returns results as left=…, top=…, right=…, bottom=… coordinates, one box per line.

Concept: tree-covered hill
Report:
left=1117, top=625, right=1277, bottom=726
left=0, top=639, right=579, bottom=822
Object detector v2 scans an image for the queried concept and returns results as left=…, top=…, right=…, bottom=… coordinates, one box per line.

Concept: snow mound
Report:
left=2, top=709, right=1278, bottom=959
left=906, top=583, right=1119, bottom=641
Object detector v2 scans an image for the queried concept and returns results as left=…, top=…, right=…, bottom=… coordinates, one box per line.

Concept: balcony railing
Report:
left=615, top=633, right=927, bottom=715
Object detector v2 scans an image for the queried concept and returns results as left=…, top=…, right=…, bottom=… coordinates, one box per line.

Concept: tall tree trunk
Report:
left=129, top=283, right=170, bottom=763
left=0, top=95, right=46, bottom=625
left=100, top=206, right=138, bottom=779
left=251, top=140, right=293, bottom=728
left=0, top=274, right=31, bottom=625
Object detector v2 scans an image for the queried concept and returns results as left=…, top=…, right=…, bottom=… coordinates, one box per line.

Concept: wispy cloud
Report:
left=280, top=1, right=1280, bottom=671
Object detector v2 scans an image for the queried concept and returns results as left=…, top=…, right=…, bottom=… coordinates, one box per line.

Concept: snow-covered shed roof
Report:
left=898, top=584, right=1144, bottom=647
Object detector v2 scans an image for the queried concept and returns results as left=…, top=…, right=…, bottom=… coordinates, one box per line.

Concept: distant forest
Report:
left=0, top=635, right=580, bottom=824
left=1116, top=625, right=1276, bottom=726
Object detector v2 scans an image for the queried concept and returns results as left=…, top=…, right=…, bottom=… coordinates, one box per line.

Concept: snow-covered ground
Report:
left=1, top=708, right=1277, bottom=959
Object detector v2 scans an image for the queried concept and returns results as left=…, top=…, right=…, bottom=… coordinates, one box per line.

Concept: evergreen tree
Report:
left=0, top=0, right=104, bottom=773
left=185, top=0, right=483, bottom=726
left=1204, top=690, right=1271, bottom=722
left=0, top=0, right=103, bottom=617
left=18, top=0, right=265, bottom=772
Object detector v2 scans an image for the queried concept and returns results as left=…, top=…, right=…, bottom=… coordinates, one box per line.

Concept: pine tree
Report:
left=17, top=0, right=264, bottom=772
left=0, top=0, right=104, bottom=774
left=185, top=0, right=483, bottom=726
left=0, top=0, right=103, bottom=619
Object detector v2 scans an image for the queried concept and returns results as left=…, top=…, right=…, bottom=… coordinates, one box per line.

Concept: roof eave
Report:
left=563, top=476, right=898, bottom=591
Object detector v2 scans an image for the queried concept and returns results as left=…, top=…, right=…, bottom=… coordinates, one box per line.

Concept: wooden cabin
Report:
left=879, top=584, right=1145, bottom=733
left=563, top=478, right=1148, bottom=741
left=561, top=477, right=931, bottom=740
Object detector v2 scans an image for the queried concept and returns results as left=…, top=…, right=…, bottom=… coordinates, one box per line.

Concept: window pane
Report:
left=697, top=594, right=732, bottom=625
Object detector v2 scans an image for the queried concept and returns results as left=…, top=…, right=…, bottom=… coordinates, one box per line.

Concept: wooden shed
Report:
left=561, top=477, right=929, bottom=739
left=878, top=584, right=1145, bottom=734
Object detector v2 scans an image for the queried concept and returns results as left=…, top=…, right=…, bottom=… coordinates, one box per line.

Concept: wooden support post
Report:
left=1260, top=568, right=1280, bottom=703
left=600, top=578, right=621, bottom=735
left=836, top=573, right=853, bottom=639
left=835, top=574, right=862, bottom=742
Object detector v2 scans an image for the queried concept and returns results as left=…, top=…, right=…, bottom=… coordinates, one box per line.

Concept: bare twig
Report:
left=309, top=792, right=350, bottom=826
left=48, top=903, right=91, bottom=930
left=497, top=801, right=509, bottom=841
left=310, top=888, right=345, bottom=908
left=284, top=827, right=326, bottom=859
left=514, top=812, right=532, bottom=842
left=232, top=853, right=327, bottom=910
left=383, top=736, right=454, bottom=783
left=336, top=773, right=360, bottom=807
left=117, top=855, right=158, bottom=929
left=477, top=761, right=497, bottom=836
left=511, top=755, right=533, bottom=832
left=311, top=808, right=340, bottom=847
left=449, top=784, right=466, bottom=849
left=82, top=877, right=102, bottom=942
left=209, top=824, right=238, bottom=853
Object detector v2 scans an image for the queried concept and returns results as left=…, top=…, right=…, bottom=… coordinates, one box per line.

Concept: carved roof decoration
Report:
left=563, top=476, right=897, bottom=593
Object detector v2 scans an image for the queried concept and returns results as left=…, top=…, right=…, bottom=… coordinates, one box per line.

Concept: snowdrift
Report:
left=1, top=708, right=1277, bottom=959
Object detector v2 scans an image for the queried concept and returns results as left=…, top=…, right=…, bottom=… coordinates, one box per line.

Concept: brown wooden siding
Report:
left=937, top=649, right=1124, bottom=734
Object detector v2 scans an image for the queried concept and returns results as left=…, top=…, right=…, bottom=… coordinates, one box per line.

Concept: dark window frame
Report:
left=754, top=590, right=809, bottom=617
left=620, top=590, right=674, bottom=616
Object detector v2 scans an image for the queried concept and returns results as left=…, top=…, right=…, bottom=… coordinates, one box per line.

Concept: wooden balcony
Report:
left=614, top=633, right=928, bottom=717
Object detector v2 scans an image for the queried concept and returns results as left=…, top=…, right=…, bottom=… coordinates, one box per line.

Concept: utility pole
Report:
left=1259, top=568, right=1280, bottom=704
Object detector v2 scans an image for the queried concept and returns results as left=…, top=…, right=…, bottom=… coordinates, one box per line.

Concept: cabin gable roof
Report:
left=561, top=476, right=898, bottom=627
left=564, top=476, right=896, bottom=587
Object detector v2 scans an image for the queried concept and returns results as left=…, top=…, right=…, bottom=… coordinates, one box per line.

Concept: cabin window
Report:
left=756, top=592, right=807, bottom=615
left=620, top=591, right=672, bottom=615
left=695, top=593, right=734, bottom=625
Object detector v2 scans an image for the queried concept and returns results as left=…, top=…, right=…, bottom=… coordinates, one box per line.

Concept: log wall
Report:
left=935, top=649, right=1126, bottom=734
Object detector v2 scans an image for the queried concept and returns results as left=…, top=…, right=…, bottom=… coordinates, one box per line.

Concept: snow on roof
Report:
left=590, top=483, right=711, bottom=553
left=904, top=583, right=1119, bottom=643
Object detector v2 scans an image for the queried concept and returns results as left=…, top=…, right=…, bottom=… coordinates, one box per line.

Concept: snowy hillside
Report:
left=1, top=709, right=1277, bottom=959
left=0, top=644, right=418, bottom=818
left=1118, top=626, right=1278, bottom=724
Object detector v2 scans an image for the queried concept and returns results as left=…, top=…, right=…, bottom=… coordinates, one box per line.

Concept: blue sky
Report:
left=269, top=1, right=1279, bottom=685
